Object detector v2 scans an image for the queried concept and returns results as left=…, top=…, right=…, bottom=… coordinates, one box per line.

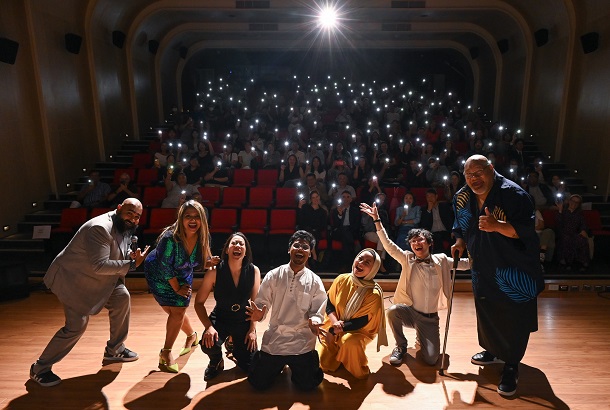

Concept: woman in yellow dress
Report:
left=317, top=248, right=387, bottom=379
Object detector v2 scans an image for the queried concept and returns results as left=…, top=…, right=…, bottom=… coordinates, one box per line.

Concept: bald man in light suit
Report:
left=30, top=198, right=150, bottom=387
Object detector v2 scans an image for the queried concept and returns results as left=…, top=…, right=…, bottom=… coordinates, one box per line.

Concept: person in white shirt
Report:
left=246, top=230, right=327, bottom=391
left=360, top=202, right=470, bottom=367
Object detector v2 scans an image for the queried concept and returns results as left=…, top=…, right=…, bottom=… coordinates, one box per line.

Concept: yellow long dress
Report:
left=317, top=273, right=383, bottom=379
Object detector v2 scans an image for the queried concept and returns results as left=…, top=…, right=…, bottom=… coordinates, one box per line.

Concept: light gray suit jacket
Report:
left=44, top=211, right=132, bottom=316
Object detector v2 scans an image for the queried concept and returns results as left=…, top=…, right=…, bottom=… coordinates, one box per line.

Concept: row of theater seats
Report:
left=50, top=206, right=393, bottom=264
left=111, top=166, right=280, bottom=189
left=50, top=206, right=300, bottom=258
left=142, top=185, right=447, bottom=210
left=51, top=206, right=296, bottom=241
left=52, top=206, right=609, bottom=248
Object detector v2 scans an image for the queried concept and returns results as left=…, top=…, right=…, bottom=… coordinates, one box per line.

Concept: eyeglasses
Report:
left=291, top=243, right=310, bottom=251
left=464, top=166, right=489, bottom=180
left=409, top=237, right=427, bottom=245
left=184, top=214, right=201, bottom=221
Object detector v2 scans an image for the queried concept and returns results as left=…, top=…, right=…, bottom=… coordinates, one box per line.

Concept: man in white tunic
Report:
left=246, top=230, right=327, bottom=390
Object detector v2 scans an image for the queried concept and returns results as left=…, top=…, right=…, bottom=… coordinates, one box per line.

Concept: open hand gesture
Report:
left=359, top=202, right=379, bottom=221
left=245, top=299, right=267, bottom=322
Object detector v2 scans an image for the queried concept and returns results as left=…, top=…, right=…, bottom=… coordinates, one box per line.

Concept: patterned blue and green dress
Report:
left=144, top=231, right=201, bottom=307
left=452, top=171, right=544, bottom=364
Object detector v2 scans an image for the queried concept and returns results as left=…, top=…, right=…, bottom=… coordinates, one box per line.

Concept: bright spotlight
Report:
left=317, top=5, right=338, bottom=30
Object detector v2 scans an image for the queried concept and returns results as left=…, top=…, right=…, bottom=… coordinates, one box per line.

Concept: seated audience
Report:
left=162, top=172, right=198, bottom=208
left=76, top=170, right=111, bottom=208
left=556, top=194, right=590, bottom=271
left=394, top=192, right=421, bottom=251
left=420, top=188, right=454, bottom=255
left=107, top=172, right=140, bottom=208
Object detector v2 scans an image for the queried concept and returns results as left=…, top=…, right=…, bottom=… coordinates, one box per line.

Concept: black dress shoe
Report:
left=471, top=351, right=503, bottom=365
left=204, top=359, right=224, bottom=381
left=497, top=364, right=519, bottom=396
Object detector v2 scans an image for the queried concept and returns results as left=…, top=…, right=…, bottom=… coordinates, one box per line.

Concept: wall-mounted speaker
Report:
left=148, top=40, right=159, bottom=55
left=534, top=28, right=549, bottom=47
left=179, top=46, right=188, bottom=59
left=65, top=33, right=82, bottom=55
left=580, top=32, right=599, bottom=54
left=469, top=47, right=479, bottom=60
left=112, top=30, right=126, bottom=49
left=497, top=39, right=509, bottom=54
left=0, top=37, right=19, bottom=64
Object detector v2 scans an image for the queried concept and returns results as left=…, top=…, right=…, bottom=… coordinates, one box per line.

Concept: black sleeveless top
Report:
left=211, top=260, right=255, bottom=323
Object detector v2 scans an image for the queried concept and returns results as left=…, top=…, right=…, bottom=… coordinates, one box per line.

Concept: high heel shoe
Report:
left=179, top=331, right=199, bottom=356
left=158, top=349, right=179, bottom=373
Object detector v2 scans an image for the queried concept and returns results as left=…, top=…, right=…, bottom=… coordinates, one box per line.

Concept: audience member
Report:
left=360, top=176, right=383, bottom=206
left=328, top=172, right=356, bottom=204
left=262, top=143, right=281, bottom=169
left=444, top=171, right=464, bottom=201
left=76, top=170, right=111, bottom=208
left=556, top=194, right=590, bottom=271
left=394, top=192, right=421, bottom=251
left=238, top=141, right=258, bottom=169
left=162, top=172, right=198, bottom=208
left=221, top=143, right=239, bottom=168
left=297, top=190, right=329, bottom=265
left=182, top=154, right=205, bottom=187
left=195, top=140, right=215, bottom=172
left=305, top=156, right=327, bottom=185
left=524, top=171, right=555, bottom=210
left=420, top=188, right=454, bottom=255
left=204, top=155, right=230, bottom=187
left=279, top=154, right=304, bottom=187
left=154, top=142, right=171, bottom=167
left=330, top=191, right=361, bottom=271
left=425, top=157, right=450, bottom=188
left=301, top=173, right=330, bottom=205
left=107, top=172, right=140, bottom=208
left=404, top=160, right=427, bottom=188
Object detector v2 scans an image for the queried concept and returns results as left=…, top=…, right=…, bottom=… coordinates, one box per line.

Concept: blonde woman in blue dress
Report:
left=144, top=200, right=215, bottom=372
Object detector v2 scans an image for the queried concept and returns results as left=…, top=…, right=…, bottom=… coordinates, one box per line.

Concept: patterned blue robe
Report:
left=452, top=171, right=544, bottom=363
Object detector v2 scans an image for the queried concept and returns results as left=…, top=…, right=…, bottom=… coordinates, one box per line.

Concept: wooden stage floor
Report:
left=1, top=287, right=609, bottom=410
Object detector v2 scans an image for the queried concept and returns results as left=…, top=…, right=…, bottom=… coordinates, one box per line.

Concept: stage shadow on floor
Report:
left=190, top=362, right=413, bottom=410
left=445, top=363, right=569, bottom=409
left=123, top=371, right=193, bottom=410
left=6, top=365, right=121, bottom=410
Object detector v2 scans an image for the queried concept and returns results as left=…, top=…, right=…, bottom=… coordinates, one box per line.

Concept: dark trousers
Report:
left=200, top=318, right=254, bottom=372
left=248, top=350, right=323, bottom=391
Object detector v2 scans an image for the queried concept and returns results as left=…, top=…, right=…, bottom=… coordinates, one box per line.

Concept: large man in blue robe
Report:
left=451, top=155, right=544, bottom=397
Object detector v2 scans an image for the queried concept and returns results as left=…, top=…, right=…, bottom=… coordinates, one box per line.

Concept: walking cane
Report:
left=439, top=250, right=460, bottom=376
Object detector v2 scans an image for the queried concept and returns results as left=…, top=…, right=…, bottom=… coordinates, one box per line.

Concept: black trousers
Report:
left=200, top=316, right=254, bottom=372
left=248, top=350, right=323, bottom=391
